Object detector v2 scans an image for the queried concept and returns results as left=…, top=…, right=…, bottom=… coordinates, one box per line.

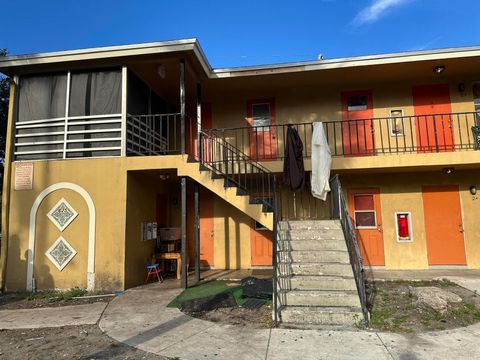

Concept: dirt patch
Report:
left=0, top=324, right=166, bottom=359
left=188, top=304, right=275, bottom=329
left=367, top=280, right=480, bottom=333
left=0, top=289, right=113, bottom=310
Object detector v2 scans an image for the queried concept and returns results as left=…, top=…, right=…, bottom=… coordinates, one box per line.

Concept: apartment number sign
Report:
left=14, top=162, right=34, bottom=190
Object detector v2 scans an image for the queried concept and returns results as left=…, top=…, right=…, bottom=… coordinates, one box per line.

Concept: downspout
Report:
left=0, top=76, right=18, bottom=292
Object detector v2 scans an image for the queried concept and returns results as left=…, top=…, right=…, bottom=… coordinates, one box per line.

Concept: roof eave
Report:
left=0, top=38, right=213, bottom=77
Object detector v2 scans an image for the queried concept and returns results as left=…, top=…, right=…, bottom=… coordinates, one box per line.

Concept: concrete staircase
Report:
left=276, top=220, right=363, bottom=327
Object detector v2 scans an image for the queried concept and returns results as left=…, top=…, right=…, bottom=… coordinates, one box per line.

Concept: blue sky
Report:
left=1, top=0, right=479, bottom=68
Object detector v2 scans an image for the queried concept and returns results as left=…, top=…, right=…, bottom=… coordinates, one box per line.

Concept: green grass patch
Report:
left=452, top=303, right=480, bottom=326
left=25, top=287, right=87, bottom=302
left=167, top=280, right=271, bottom=308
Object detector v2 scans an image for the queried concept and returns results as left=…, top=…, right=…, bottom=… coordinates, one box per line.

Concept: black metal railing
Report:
left=330, top=175, right=369, bottom=326
left=196, top=129, right=276, bottom=212
left=127, top=113, right=201, bottom=156
left=209, top=111, right=478, bottom=160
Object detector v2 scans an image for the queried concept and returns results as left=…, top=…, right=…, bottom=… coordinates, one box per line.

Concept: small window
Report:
left=395, top=212, right=413, bottom=242
left=390, top=109, right=404, bottom=136
left=354, top=211, right=377, bottom=228
left=347, top=96, right=367, bottom=111
left=353, top=194, right=377, bottom=229
left=255, top=221, right=268, bottom=231
left=252, top=103, right=271, bottom=129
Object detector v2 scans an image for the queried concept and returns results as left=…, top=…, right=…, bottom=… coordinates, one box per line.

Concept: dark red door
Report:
left=341, top=91, right=375, bottom=156
left=413, top=84, right=454, bottom=152
left=246, top=99, right=277, bottom=160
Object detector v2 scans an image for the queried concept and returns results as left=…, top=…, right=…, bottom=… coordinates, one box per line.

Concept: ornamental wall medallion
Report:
left=45, top=236, right=77, bottom=271
left=47, top=198, right=78, bottom=231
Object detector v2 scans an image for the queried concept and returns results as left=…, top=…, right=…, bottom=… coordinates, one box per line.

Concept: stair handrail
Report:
left=196, top=128, right=279, bottom=322
left=329, top=175, right=369, bottom=327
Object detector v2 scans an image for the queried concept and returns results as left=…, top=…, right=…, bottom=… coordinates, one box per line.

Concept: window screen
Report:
left=69, top=70, right=121, bottom=116
left=354, top=195, right=374, bottom=210
left=18, top=74, right=67, bottom=122
left=252, top=103, right=271, bottom=128
left=347, top=96, right=367, bottom=111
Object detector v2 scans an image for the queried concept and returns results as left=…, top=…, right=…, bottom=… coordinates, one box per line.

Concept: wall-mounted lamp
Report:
left=159, top=173, right=170, bottom=180
left=157, top=64, right=166, bottom=79
left=458, top=82, right=466, bottom=93
left=433, top=65, right=446, bottom=74
left=443, top=167, right=455, bottom=174
left=470, top=185, right=477, bottom=196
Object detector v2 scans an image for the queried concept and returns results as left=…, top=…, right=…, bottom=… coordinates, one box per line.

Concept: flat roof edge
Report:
left=0, top=38, right=213, bottom=75
left=212, top=45, right=480, bottom=77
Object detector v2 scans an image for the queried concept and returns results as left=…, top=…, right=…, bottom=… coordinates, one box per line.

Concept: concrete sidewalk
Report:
left=99, top=281, right=480, bottom=360
left=0, top=302, right=108, bottom=329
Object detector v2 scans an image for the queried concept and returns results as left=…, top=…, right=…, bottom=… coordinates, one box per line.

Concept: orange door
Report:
left=247, top=99, right=277, bottom=160
left=341, top=91, right=375, bottom=156
left=250, top=221, right=273, bottom=266
left=348, top=189, right=385, bottom=266
left=199, top=190, right=214, bottom=267
left=413, top=84, right=454, bottom=152
left=422, top=185, right=466, bottom=265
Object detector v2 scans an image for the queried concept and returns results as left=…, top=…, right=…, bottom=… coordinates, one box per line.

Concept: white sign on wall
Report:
left=14, top=162, right=34, bottom=190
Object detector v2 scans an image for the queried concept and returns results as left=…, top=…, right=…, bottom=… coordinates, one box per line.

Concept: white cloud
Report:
left=353, top=0, right=412, bottom=26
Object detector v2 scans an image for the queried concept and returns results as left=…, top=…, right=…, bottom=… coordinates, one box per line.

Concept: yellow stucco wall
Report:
left=5, top=158, right=127, bottom=291
left=213, top=197, right=253, bottom=269
left=342, top=169, right=480, bottom=269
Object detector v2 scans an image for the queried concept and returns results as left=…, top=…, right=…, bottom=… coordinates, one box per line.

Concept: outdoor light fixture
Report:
left=470, top=185, right=477, bottom=196
left=159, top=173, right=170, bottom=180
left=433, top=65, right=446, bottom=74
left=443, top=167, right=455, bottom=174
left=458, top=82, right=466, bottom=93
left=157, top=64, right=166, bottom=79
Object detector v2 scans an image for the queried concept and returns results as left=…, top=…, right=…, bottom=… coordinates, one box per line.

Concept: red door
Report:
left=413, top=84, right=454, bottom=152
left=348, top=189, right=385, bottom=266
left=341, top=91, right=375, bottom=156
left=247, top=99, right=277, bottom=160
left=422, top=185, right=466, bottom=265
left=251, top=221, right=273, bottom=266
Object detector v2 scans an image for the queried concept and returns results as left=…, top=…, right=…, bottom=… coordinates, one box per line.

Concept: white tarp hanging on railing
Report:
left=311, top=122, right=332, bottom=201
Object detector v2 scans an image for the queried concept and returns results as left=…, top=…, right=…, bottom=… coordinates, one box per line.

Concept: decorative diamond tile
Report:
left=47, top=198, right=78, bottom=231
left=45, top=236, right=77, bottom=271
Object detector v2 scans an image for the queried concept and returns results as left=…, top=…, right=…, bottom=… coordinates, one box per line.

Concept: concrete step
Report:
left=278, top=275, right=357, bottom=291
left=280, top=306, right=363, bottom=326
left=279, top=220, right=342, bottom=231
left=283, top=229, right=344, bottom=241
left=284, top=290, right=361, bottom=307
left=277, top=239, right=346, bottom=251
left=278, top=262, right=353, bottom=277
left=278, top=250, right=350, bottom=264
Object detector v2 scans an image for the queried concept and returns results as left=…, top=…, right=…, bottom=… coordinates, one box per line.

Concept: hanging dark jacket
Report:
left=283, top=125, right=305, bottom=192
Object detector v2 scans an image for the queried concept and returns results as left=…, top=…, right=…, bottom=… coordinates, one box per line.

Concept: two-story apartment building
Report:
left=1, top=39, right=480, bottom=314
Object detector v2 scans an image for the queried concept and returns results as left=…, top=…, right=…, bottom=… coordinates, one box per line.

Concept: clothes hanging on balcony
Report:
left=311, top=122, right=332, bottom=201
left=283, top=125, right=305, bottom=192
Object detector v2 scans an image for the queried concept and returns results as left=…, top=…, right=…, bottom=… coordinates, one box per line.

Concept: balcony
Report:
left=208, top=112, right=480, bottom=171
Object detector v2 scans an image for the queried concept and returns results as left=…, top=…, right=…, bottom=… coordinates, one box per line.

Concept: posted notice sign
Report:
left=15, top=162, right=34, bottom=190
